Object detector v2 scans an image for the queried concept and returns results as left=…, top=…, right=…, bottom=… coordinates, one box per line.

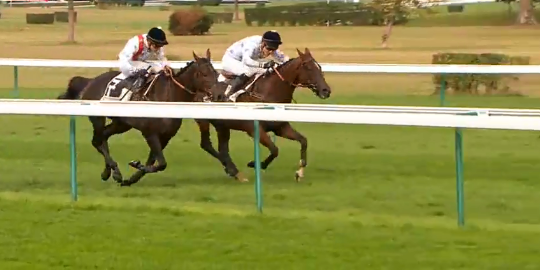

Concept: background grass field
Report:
left=1, top=2, right=540, bottom=269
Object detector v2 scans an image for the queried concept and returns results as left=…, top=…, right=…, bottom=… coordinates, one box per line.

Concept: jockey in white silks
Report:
left=117, top=27, right=169, bottom=94
left=221, top=30, right=290, bottom=96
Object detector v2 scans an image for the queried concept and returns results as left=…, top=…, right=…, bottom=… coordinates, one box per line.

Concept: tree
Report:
left=497, top=0, right=537, bottom=24
left=516, top=0, right=537, bottom=24
left=234, top=0, right=239, bottom=21
left=67, top=0, right=76, bottom=42
left=367, top=0, right=425, bottom=48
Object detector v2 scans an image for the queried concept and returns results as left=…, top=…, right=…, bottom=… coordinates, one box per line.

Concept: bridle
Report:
left=163, top=65, right=214, bottom=99
left=272, top=58, right=322, bottom=91
left=247, top=57, right=324, bottom=103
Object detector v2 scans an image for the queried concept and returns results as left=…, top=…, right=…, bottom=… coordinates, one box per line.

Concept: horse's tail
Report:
left=57, top=76, right=92, bottom=100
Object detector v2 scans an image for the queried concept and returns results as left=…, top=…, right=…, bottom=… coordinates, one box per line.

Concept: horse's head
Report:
left=173, top=49, right=222, bottom=102
left=291, top=48, right=332, bottom=99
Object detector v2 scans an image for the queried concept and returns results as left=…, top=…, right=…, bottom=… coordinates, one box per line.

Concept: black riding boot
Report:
left=227, top=74, right=249, bottom=96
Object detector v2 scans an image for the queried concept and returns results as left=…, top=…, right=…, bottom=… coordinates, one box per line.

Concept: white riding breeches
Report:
left=221, top=54, right=265, bottom=77
left=120, top=61, right=164, bottom=78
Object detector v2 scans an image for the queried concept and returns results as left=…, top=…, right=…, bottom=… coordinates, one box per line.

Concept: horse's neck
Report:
left=249, top=64, right=297, bottom=103
left=173, top=73, right=196, bottom=102
left=150, top=71, right=194, bottom=102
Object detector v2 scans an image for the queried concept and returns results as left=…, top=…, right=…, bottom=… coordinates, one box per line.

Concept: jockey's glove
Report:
left=136, top=68, right=150, bottom=77
left=260, top=60, right=276, bottom=69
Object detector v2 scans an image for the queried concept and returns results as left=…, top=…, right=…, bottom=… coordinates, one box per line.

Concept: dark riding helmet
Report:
left=262, top=30, right=282, bottom=50
left=147, top=27, right=168, bottom=46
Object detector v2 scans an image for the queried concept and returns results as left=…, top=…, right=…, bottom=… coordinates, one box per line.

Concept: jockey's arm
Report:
left=273, top=49, right=289, bottom=64
left=118, top=37, right=140, bottom=76
left=242, top=46, right=264, bottom=68
left=157, top=47, right=169, bottom=68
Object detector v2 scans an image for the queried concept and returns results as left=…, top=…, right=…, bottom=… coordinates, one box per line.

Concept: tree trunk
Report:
left=516, top=0, right=537, bottom=25
left=381, top=17, right=394, bottom=49
left=68, top=0, right=75, bottom=42
left=234, top=0, right=239, bottom=21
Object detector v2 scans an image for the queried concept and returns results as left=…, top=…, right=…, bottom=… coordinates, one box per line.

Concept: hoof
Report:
left=235, top=172, right=249, bottom=183
left=119, top=181, right=132, bottom=187
left=112, top=170, right=123, bottom=183
left=129, top=160, right=142, bottom=169
left=295, top=167, right=305, bottom=182
left=247, top=161, right=267, bottom=170
left=101, top=170, right=111, bottom=182
left=295, top=172, right=302, bottom=182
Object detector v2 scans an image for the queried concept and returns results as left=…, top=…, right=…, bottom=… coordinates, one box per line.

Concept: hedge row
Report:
left=432, top=53, right=530, bottom=95
left=94, top=0, right=145, bottom=7
left=26, top=12, right=77, bottom=24
left=168, top=0, right=222, bottom=6
left=244, top=2, right=408, bottom=27
left=208, top=12, right=233, bottom=24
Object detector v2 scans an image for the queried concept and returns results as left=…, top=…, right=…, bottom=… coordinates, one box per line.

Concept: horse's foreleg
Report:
left=216, top=127, right=247, bottom=182
left=246, top=123, right=279, bottom=171
left=275, top=123, right=307, bottom=182
left=89, top=116, right=125, bottom=183
left=122, top=134, right=167, bottom=186
left=196, top=120, right=227, bottom=167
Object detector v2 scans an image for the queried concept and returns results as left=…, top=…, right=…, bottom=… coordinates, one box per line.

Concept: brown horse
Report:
left=195, top=48, right=332, bottom=182
left=58, top=50, right=221, bottom=186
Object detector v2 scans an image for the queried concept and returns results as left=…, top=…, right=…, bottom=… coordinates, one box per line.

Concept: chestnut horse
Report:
left=195, top=48, right=332, bottom=182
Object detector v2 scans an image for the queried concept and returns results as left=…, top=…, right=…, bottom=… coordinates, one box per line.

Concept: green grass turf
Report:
left=1, top=88, right=540, bottom=268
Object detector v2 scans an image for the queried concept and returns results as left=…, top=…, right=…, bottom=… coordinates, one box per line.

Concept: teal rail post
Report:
left=69, top=116, right=78, bottom=202
left=439, top=74, right=446, bottom=106
left=12, top=66, right=19, bottom=98
left=253, top=120, right=263, bottom=213
left=440, top=75, right=466, bottom=227
left=455, top=127, right=464, bottom=227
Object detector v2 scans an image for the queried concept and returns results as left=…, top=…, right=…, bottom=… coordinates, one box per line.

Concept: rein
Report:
left=163, top=65, right=194, bottom=94
left=163, top=65, right=213, bottom=98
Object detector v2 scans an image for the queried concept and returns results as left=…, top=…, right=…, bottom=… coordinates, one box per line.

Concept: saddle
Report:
left=219, top=70, right=262, bottom=102
left=101, top=72, right=160, bottom=102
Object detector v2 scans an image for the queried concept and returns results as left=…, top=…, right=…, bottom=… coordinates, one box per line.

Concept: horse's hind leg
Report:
left=274, top=123, right=307, bottom=182
left=100, top=120, right=132, bottom=181
left=89, top=116, right=125, bottom=183
left=246, top=123, right=279, bottom=171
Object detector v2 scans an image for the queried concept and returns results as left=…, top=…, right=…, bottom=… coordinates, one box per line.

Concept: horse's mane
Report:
left=262, top=57, right=298, bottom=78
left=174, top=60, right=195, bottom=76
left=277, top=57, right=297, bottom=69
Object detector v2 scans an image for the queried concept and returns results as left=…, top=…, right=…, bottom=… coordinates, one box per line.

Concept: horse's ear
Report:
left=296, top=48, right=304, bottom=56
left=192, top=51, right=200, bottom=60
left=206, top=48, right=211, bottom=60
left=304, top=47, right=312, bottom=56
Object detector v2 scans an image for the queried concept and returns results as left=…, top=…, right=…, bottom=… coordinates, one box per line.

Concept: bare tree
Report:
left=517, top=0, right=537, bottom=24
left=497, top=0, right=537, bottom=25
left=68, top=0, right=75, bottom=42
left=234, top=0, right=240, bottom=21
left=369, top=0, right=440, bottom=48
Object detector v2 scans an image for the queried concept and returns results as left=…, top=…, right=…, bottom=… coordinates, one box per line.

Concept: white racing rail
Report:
left=2, top=58, right=540, bottom=73
left=1, top=99, right=540, bottom=130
